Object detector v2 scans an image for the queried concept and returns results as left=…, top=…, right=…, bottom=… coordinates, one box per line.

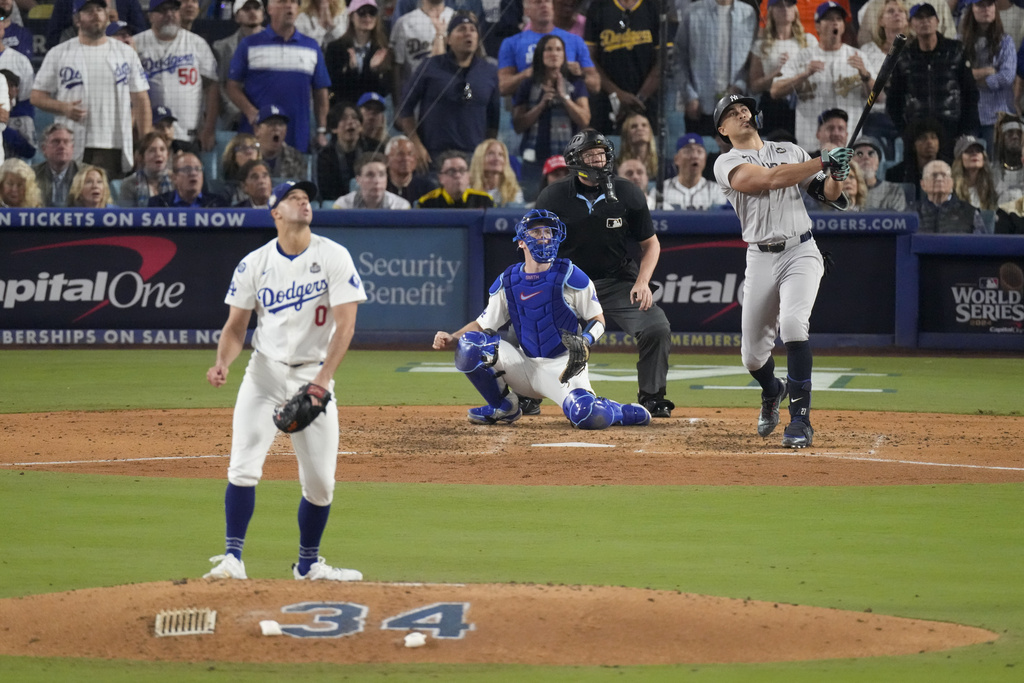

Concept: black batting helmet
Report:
left=713, top=94, right=761, bottom=143
left=563, top=128, right=616, bottom=181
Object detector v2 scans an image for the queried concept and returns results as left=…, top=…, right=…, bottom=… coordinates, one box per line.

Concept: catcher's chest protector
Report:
left=503, top=259, right=577, bottom=358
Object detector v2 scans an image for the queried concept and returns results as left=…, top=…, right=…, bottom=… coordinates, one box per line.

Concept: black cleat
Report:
left=518, top=396, right=542, bottom=416
left=642, top=398, right=675, bottom=418
left=758, top=379, right=788, bottom=437
left=781, top=420, right=814, bottom=449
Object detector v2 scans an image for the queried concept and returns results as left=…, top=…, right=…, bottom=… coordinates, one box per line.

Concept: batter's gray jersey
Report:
left=714, top=142, right=815, bottom=244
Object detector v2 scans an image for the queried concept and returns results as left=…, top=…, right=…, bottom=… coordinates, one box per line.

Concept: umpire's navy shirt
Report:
left=535, top=175, right=655, bottom=280
left=399, top=51, right=500, bottom=159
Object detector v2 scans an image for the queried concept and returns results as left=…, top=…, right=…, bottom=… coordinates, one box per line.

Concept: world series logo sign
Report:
left=949, top=262, right=1024, bottom=333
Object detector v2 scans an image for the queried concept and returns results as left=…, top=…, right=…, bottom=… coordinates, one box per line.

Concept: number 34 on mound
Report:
left=276, top=601, right=474, bottom=639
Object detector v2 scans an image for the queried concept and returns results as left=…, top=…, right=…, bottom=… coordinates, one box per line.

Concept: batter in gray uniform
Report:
left=712, top=94, right=853, bottom=448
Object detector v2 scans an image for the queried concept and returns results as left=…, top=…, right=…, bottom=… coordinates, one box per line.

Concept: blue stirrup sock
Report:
left=750, top=357, right=778, bottom=395
left=784, top=341, right=813, bottom=422
left=296, top=497, right=331, bottom=576
left=224, top=483, right=255, bottom=560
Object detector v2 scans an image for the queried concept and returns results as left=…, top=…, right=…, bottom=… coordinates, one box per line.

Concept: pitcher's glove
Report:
left=273, top=383, right=332, bottom=433
left=559, top=331, right=590, bottom=384
left=821, top=147, right=854, bottom=181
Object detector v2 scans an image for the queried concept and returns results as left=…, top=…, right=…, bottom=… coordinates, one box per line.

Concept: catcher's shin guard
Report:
left=455, top=330, right=506, bottom=407
left=616, top=402, right=653, bottom=426
left=602, top=399, right=652, bottom=427
left=562, top=389, right=615, bottom=430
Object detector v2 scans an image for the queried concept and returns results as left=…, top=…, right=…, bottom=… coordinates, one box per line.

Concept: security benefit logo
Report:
left=951, top=262, right=1024, bottom=333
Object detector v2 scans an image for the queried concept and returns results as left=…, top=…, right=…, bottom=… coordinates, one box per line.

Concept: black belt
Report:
left=757, top=231, right=812, bottom=253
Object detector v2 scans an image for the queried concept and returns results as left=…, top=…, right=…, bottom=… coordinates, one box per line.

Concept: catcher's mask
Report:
left=514, top=209, right=566, bottom=263
left=713, top=94, right=763, bottom=144
left=563, top=129, right=616, bottom=183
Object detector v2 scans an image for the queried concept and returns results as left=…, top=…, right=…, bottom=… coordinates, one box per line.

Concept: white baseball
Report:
left=404, top=632, right=427, bottom=648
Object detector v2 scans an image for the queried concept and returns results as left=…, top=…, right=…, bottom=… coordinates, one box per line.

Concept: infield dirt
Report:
left=0, top=406, right=1019, bottom=665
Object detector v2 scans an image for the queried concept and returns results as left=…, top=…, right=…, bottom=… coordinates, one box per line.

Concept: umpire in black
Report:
left=535, top=129, right=674, bottom=417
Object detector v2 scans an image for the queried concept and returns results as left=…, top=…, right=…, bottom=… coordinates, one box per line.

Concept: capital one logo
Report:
left=3, top=236, right=182, bottom=322
left=656, top=239, right=748, bottom=325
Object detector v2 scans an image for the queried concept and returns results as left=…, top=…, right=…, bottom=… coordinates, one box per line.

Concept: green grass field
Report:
left=1, top=349, right=1022, bottom=682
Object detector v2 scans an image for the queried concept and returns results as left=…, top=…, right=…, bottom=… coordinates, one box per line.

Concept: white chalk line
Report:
left=797, top=452, right=1024, bottom=471
left=5, top=445, right=1021, bottom=473
left=2, top=452, right=359, bottom=467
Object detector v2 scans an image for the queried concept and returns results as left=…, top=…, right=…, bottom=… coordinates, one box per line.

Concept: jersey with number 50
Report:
left=225, top=235, right=368, bottom=365
left=135, top=29, right=218, bottom=142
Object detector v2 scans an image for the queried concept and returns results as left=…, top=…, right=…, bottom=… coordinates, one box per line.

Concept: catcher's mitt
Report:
left=273, top=383, right=333, bottom=433
left=558, top=330, right=590, bottom=384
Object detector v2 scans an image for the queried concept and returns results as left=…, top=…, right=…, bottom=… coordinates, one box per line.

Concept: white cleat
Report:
left=204, top=554, right=248, bottom=579
left=293, top=556, right=363, bottom=581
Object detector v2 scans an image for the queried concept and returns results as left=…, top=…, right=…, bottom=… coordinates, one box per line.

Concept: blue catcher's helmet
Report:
left=514, top=209, right=566, bottom=263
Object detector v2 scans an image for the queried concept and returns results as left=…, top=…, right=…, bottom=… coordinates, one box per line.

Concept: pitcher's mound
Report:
left=0, top=580, right=995, bottom=665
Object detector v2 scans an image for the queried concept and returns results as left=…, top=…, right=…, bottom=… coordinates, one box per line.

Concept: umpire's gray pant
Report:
left=593, top=278, right=672, bottom=401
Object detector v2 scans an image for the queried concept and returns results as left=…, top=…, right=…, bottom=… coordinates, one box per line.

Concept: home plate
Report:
left=532, top=442, right=617, bottom=448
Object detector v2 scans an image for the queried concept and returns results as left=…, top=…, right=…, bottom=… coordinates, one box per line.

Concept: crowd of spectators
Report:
left=0, top=0, right=1022, bottom=232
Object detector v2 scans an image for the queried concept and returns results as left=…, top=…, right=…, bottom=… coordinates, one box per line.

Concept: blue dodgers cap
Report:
left=814, top=0, right=847, bottom=21
left=257, top=103, right=289, bottom=125
left=268, top=181, right=318, bottom=209
left=909, top=2, right=938, bottom=18
left=73, top=0, right=107, bottom=12
left=105, top=20, right=134, bottom=36
left=676, top=133, right=704, bottom=151
left=357, top=91, right=386, bottom=109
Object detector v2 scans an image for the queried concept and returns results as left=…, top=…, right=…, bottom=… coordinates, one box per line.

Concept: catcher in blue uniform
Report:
left=432, top=209, right=652, bottom=429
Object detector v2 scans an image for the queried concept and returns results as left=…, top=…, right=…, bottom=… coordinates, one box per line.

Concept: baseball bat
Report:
left=847, top=33, right=908, bottom=146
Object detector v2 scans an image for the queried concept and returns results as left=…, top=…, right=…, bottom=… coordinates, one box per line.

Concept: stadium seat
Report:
left=508, top=154, right=521, bottom=179
left=35, top=108, right=55, bottom=136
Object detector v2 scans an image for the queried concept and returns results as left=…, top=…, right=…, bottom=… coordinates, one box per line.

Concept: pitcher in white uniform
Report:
left=204, top=180, right=368, bottom=581
left=712, top=94, right=853, bottom=448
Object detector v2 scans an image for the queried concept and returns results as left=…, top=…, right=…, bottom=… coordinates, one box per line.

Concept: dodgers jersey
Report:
left=477, top=262, right=602, bottom=356
left=226, top=234, right=367, bottom=365
left=135, top=29, right=219, bottom=142
left=714, top=141, right=815, bottom=245
left=390, top=7, right=454, bottom=75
